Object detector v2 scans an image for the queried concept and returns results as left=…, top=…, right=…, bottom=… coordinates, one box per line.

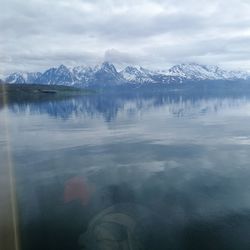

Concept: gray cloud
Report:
left=1, top=0, right=250, bottom=75
left=104, top=49, right=139, bottom=65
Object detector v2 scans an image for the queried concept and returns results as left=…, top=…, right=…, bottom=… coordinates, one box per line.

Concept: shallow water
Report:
left=1, top=91, right=250, bottom=250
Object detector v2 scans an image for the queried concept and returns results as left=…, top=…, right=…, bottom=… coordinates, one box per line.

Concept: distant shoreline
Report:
left=0, top=83, right=95, bottom=108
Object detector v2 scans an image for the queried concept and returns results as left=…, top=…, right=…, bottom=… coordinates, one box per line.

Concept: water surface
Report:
left=1, top=91, right=250, bottom=250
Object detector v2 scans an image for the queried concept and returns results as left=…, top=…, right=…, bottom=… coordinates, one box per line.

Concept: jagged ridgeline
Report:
left=5, top=62, right=250, bottom=87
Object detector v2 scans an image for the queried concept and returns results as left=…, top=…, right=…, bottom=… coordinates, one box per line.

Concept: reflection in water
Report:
left=7, top=92, right=250, bottom=121
left=1, top=91, right=250, bottom=249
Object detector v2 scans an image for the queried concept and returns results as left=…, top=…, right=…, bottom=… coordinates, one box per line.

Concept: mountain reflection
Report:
left=7, top=91, right=250, bottom=121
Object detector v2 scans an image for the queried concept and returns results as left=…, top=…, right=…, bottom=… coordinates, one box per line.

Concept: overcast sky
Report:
left=1, top=0, right=250, bottom=75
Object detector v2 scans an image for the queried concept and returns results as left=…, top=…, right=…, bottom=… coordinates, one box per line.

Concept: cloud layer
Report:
left=1, top=0, right=250, bottom=74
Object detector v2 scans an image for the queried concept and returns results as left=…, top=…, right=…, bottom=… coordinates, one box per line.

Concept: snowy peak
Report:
left=72, top=65, right=92, bottom=74
left=36, top=65, right=75, bottom=85
left=121, top=66, right=185, bottom=84
left=100, top=62, right=117, bottom=73
left=5, top=62, right=250, bottom=86
left=56, top=64, right=71, bottom=76
left=71, top=66, right=94, bottom=84
left=168, top=63, right=249, bottom=80
left=5, top=72, right=42, bottom=84
left=5, top=72, right=26, bottom=84
left=93, top=62, right=124, bottom=85
left=121, top=66, right=157, bottom=83
left=168, top=63, right=221, bottom=79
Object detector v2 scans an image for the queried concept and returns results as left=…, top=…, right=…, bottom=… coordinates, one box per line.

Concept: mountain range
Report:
left=4, top=62, right=250, bottom=87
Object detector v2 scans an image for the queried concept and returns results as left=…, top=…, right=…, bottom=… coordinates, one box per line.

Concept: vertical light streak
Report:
left=0, top=84, right=20, bottom=250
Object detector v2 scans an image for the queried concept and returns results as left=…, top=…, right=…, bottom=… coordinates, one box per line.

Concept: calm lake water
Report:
left=1, top=90, right=250, bottom=250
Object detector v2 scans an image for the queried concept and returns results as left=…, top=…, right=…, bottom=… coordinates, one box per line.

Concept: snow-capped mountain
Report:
left=5, top=62, right=250, bottom=86
left=35, top=65, right=75, bottom=85
left=120, top=66, right=185, bottom=84
left=166, top=63, right=249, bottom=80
left=121, top=66, right=157, bottom=84
left=91, top=62, right=125, bottom=85
left=71, top=66, right=96, bottom=85
left=6, top=72, right=42, bottom=84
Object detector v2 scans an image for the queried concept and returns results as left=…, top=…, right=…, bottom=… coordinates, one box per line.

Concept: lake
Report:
left=1, top=89, right=250, bottom=250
